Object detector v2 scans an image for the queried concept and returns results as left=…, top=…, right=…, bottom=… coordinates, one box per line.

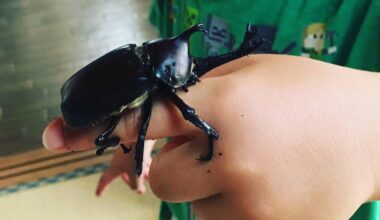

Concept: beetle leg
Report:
left=134, top=95, right=153, bottom=176
left=95, top=115, right=122, bottom=155
left=181, top=85, right=189, bottom=92
left=161, top=86, right=218, bottom=161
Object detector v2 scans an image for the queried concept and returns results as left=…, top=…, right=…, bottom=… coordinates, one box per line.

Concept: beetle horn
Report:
left=178, top=23, right=208, bottom=41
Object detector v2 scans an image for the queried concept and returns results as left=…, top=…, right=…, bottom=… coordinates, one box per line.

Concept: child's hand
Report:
left=42, top=55, right=380, bottom=219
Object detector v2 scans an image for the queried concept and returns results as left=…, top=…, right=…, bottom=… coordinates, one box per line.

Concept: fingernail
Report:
left=137, top=186, right=146, bottom=194
left=42, top=118, right=65, bottom=150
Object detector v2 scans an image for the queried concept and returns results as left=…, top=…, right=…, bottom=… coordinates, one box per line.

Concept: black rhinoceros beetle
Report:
left=61, top=23, right=272, bottom=175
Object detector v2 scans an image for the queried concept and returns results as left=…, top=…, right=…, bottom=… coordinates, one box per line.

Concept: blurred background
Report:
left=0, top=0, right=160, bottom=219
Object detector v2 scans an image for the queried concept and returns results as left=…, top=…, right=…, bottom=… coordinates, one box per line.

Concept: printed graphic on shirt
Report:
left=301, top=23, right=337, bottom=60
left=256, top=25, right=296, bottom=54
left=201, top=16, right=297, bottom=56
left=184, top=6, right=198, bottom=28
left=202, top=14, right=235, bottom=56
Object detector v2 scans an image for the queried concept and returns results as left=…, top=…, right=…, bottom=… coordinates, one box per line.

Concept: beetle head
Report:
left=145, top=24, right=208, bottom=88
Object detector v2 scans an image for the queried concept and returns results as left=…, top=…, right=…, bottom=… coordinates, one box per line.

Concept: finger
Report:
left=121, top=173, right=132, bottom=187
left=135, top=175, right=146, bottom=194
left=96, top=168, right=120, bottom=196
left=144, top=140, right=156, bottom=157
left=144, top=172, right=149, bottom=181
left=42, top=118, right=68, bottom=152
left=127, top=173, right=138, bottom=190
left=125, top=164, right=149, bottom=193
left=142, top=140, right=155, bottom=172
left=143, top=158, right=151, bottom=179
left=149, top=137, right=222, bottom=202
left=43, top=117, right=105, bottom=152
left=202, top=56, right=255, bottom=78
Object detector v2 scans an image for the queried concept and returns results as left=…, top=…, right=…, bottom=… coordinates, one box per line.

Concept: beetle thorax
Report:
left=157, top=45, right=190, bottom=88
left=144, top=38, right=192, bottom=88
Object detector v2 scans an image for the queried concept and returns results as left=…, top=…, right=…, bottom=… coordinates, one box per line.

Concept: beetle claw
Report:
left=197, top=135, right=216, bottom=161
left=196, top=23, right=208, bottom=35
left=96, top=148, right=105, bottom=155
left=182, top=85, right=189, bottom=92
left=120, top=144, right=132, bottom=153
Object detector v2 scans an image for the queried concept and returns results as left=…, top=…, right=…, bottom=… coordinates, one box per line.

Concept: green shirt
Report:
left=150, top=0, right=380, bottom=219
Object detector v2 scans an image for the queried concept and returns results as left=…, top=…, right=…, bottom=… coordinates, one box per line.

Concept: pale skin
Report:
left=43, top=55, right=380, bottom=219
